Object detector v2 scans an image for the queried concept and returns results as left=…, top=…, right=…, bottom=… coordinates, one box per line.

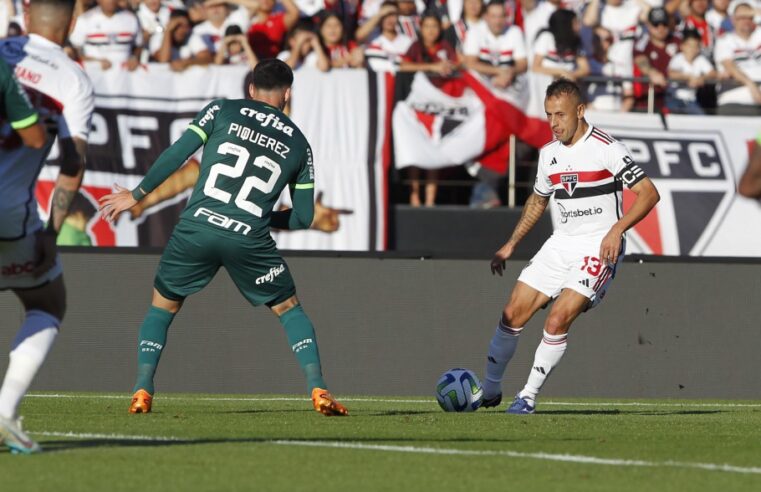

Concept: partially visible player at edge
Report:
left=0, top=0, right=94, bottom=453
left=481, top=78, right=660, bottom=414
left=99, top=59, right=348, bottom=417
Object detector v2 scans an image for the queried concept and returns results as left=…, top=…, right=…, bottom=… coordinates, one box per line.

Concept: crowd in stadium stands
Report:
left=0, top=0, right=758, bottom=116
left=1, top=0, right=759, bottom=208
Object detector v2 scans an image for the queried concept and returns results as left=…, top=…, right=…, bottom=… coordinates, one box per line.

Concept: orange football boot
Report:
left=311, top=388, right=349, bottom=416
left=129, top=389, right=153, bottom=414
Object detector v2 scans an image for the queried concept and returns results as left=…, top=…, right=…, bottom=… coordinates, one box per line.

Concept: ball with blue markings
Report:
left=435, top=368, right=483, bottom=412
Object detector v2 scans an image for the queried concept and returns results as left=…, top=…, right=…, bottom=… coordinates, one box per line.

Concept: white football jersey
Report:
left=462, top=22, right=526, bottom=67
left=69, top=7, right=143, bottom=66
left=534, top=124, right=647, bottom=237
left=714, top=29, right=761, bottom=105
left=364, top=33, right=413, bottom=73
left=0, top=34, right=94, bottom=240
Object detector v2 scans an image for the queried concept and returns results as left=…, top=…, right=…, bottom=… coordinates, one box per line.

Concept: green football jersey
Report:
left=0, top=56, right=38, bottom=131
left=180, top=98, right=314, bottom=241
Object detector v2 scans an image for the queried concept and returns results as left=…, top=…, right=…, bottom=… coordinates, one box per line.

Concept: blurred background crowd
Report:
left=3, top=0, right=760, bottom=208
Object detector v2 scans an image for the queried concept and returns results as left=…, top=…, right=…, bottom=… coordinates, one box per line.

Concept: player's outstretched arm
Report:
left=99, top=129, right=203, bottom=223
left=599, top=177, right=660, bottom=265
left=270, top=187, right=315, bottom=230
left=491, top=192, right=550, bottom=276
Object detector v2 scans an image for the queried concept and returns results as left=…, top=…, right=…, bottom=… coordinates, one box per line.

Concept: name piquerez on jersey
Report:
left=198, top=104, right=292, bottom=159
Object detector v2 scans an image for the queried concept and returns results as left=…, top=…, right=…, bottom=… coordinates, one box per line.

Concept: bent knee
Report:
left=503, top=304, right=532, bottom=328
left=544, top=312, right=572, bottom=335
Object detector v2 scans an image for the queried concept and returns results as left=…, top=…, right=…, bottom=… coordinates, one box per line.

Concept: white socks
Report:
left=520, top=330, right=568, bottom=406
left=483, top=321, right=523, bottom=398
left=0, top=327, right=58, bottom=420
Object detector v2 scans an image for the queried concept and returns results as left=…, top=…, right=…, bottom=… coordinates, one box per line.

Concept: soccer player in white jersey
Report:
left=480, top=78, right=659, bottom=414
left=0, top=0, right=94, bottom=453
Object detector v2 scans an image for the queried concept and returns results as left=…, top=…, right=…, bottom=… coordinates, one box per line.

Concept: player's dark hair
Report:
left=251, top=58, right=294, bottom=91
left=546, top=78, right=585, bottom=104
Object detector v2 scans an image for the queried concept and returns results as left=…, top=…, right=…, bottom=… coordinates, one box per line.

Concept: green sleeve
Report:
left=0, top=59, right=38, bottom=130
left=132, top=129, right=204, bottom=200
left=270, top=187, right=315, bottom=230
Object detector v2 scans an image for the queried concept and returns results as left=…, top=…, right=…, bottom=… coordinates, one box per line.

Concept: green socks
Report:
left=279, top=305, right=326, bottom=392
left=132, top=306, right=175, bottom=394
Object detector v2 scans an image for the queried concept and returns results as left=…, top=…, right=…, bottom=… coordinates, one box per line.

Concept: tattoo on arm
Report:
left=508, top=193, right=550, bottom=245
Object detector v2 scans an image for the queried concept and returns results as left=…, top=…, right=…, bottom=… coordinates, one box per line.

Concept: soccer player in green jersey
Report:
left=99, top=59, right=348, bottom=416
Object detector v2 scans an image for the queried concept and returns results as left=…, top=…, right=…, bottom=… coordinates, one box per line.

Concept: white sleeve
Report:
left=463, top=27, right=479, bottom=56
left=533, top=31, right=552, bottom=57
left=508, top=27, right=527, bottom=61
left=697, top=55, right=714, bottom=74
left=60, top=73, right=94, bottom=141
left=187, top=33, right=208, bottom=56
left=533, top=150, right=553, bottom=196
left=667, top=54, right=683, bottom=72
left=149, top=32, right=163, bottom=56
left=68, top=14, right=87, bottom=49
left=607, top=141, right=646, bottom=189
left=713, top=36, right=733, bottom=64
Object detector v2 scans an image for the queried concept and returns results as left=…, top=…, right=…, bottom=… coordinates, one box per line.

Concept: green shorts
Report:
left=154, top=222, right=296, bottom=307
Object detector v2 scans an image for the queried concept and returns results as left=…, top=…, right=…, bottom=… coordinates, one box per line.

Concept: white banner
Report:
left=586, top=111, right=761, bottom=257
left=393, top=73, right=486, bottom=169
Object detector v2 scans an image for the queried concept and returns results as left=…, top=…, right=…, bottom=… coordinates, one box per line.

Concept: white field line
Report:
left=270, top=440, right=761, bottom=475
left=29, top=430, right=761, bottom=476
left=25, top=393, right=761, bottom=408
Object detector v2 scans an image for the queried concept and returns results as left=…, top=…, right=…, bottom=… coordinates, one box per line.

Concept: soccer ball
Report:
left=435, top=368, right=483, bottom=412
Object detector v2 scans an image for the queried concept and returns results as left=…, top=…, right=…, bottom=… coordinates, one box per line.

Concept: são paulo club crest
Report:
left=608, top=128, right=736, bottom=256
left=560, top=174, right=579, bottom=196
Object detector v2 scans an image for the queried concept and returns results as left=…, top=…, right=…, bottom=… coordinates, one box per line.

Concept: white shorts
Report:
left=0, top=233, right=63, bottom=290
left=517, top=234, right=625, bottom=310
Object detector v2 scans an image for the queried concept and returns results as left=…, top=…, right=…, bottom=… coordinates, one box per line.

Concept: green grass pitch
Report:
left=2, top=393, right=761, bottom=491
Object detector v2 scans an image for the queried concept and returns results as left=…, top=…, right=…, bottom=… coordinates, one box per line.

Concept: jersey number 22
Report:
left=203, top=142, right=282, bottom=217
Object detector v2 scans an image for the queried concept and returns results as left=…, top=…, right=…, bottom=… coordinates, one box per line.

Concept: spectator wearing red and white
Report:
left=192, top=1, right=248, bottom=55
left=520, top=0, right=559, bottom=56
left=677, top=0, right=715, bottom=57
left=150, top=9, right=212, bottom=70
left=214, top=24, right=258, bottom=68
left=247, top=0, right=300, bottom=59
left=278, top=24, right=330, bottom=71
left=632, top=7, right=679, bottom=111
left=362, top=1, right=413, bottom=72
left=714, top=0, right=761, bottom=115
left=69, top=0, right=143, bottom=70
left=706, top=0, right=733, bottom=34
left=532, top=9, right=589, bottom=81
left=463, top=1, right=527, bottom=90
left=444, top=0, right=484, bottom=52
left=318, top=10, right=364, bottom=68
left=667, top=29, right=716, bottom=114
